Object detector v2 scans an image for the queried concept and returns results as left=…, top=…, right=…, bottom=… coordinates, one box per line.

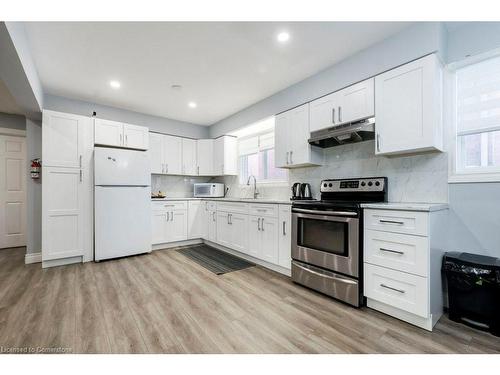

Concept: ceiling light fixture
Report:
left=188, top=102, right=197, bottom=109
left=109, top=80, right=121, bottom=89
left=277, top=32, right=290, bottom=43
left=171, top=84, right=182, bottom=90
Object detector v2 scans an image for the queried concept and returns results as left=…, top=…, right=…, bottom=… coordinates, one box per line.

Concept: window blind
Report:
left=238, top=131, right=274, bottom=156
left=457, top=54, right=500, bottom=136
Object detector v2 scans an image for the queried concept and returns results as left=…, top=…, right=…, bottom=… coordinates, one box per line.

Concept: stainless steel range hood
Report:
left=308, top=117, right=375, bottom=148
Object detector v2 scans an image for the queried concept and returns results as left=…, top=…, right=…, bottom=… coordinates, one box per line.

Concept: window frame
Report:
left=237, top=129, right=288, bottom=186
left=448, top=47, right=500, bottom=183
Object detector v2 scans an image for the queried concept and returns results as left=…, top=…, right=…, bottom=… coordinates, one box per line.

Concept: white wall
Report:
left=44, top=94, right=209, bottom=139
left=26, top=118, right=42, bottom=255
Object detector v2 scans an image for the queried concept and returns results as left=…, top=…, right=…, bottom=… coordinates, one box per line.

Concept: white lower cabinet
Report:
left=248, top=215, right=279, bottom=264
left=188, top=200, right=207, bottom=239
left=278, top=205, right=292, bottom=269
left=151, top=201, right=188, bottom=245
left=363, top=207, right=448, bottom=331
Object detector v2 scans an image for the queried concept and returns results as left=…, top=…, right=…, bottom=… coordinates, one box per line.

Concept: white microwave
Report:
left=193, top=183, right=225, bottom=198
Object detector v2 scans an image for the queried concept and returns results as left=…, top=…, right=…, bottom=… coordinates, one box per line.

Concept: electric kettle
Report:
left=301, top=183, right=312, bottom=199
left=291, top=183, right=301, bottom=200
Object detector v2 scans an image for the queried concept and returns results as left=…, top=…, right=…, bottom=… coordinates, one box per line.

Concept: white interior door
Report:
left=0, top=134, right=26, bottom=249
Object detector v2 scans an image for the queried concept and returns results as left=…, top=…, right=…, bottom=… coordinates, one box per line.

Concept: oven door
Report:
left=291, top=208, right=359, bottom=278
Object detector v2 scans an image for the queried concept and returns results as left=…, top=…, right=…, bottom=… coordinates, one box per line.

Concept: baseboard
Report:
left=152, top=238, right=202, bottom=251
left=203, top=239, right=292, bottom=277
left=25, top=252, right=42, bottom=264
left=42, top=256, right=82, bottom=269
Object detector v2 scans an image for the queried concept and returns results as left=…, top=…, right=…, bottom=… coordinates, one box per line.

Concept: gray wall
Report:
left=209, top=22, right=446, bottom=137
left=26, top=118, right=42, bottom=255
left=0, top=112, right=26, bottom=130
left=445, top=22, right=500, bottom=259
left=44, top=94, right=209, bottom=139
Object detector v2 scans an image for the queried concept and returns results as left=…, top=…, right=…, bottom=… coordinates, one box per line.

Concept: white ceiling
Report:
left=24, top=22, right=411, bottom=126
left=0, top=79, right=23, bottom=115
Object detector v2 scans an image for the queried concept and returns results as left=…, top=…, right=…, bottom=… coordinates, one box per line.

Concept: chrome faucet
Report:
left=246, top=175, right=259, bottom=199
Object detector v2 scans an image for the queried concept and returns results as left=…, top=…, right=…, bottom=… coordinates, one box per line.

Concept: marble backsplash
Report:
left=153, top=140, right=449, bottom=203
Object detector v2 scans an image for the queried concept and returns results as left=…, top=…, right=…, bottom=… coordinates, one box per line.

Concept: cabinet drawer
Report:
left=216, top=201, right=248, bottom=214
left=249, top=203, right=278, bottom=218
left=364, top=209, right=429, bottom=236
left=364, top=263, right=428, bottom=318
left=152, top=200, right=187, bottom=211
left=364, top=230, right=429, bottom=277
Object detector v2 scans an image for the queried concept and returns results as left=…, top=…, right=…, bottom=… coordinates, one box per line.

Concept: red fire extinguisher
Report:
left=30, top=158, right=41, bottom=179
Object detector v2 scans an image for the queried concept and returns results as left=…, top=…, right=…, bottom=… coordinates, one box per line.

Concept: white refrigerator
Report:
left=94, top=147, right=151, bottom=261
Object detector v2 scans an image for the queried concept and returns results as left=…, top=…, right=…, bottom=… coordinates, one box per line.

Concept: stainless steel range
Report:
left=291, top=177, right=387, bottom=307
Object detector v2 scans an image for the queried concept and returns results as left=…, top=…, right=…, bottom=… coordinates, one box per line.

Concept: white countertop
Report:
left=151, top=197, right=292, bottom=205
left=360, top=202, right=448, bottom=212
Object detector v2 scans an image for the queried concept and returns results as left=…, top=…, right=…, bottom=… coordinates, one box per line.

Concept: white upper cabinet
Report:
left=309, top=78, right=374, bottom=132
left=375, top=54, right=443, bottom=155
left=163, top=135, right=182, bottom=175
left=94, top=119, right=149, bottom=150
left=182, top=138, right=197, bottom=175
left=123, top=123, right=149, bottom=150
left=213, top=135, right=238, bottom=175
left=196, top=139, right=214, bottom=176
left=275, top=103, right=322, bottom=168
left=94, top=119, right=123, bottom=147
left=42, top=110, right=89, bottom=168
left=337, top=78, right=375, bottom=125
left=149, top=133, right=164, bottom=174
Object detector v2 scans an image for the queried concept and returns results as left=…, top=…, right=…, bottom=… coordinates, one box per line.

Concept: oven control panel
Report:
left=320, top=177, right=386, bottom=193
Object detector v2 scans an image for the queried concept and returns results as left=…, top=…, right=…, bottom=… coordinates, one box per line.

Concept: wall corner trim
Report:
left=25, top=251, right=42, bottom=264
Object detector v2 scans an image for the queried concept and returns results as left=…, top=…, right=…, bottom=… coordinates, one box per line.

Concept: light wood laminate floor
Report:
left=1, top=246, right=499, bottom=354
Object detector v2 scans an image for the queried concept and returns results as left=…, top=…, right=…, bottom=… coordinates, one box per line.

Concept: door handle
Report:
left=331, top=108, right=335, bottom=124
left=79, top=169, right=83, bottom=182
left=166, top=212, right=169, bottom=221
left=213, top=212, right=216, bottom=222
left=380, top=284, right=406, bottom=294
left=379, top=219, right=404, bottom=225
left=79, top=155, right=82, bottom=168
left=125, top=134, right=128, bottom=146
left=261, top=217, right=264, bottom=231
left=166, top=164, right=168, bottom=173
left=171, top=212, right=174, bottom=222
left=229, top=213, right=232, bottom=225
left=120, top=134, right=123, bottom=145
left=257, top=218, right=261, bottom=231
left=286, top=152, right=289, bottom=165
left=338, top=106, right=342, bottom=123
left=282, top=221, right=286, bottom=236
left=379, top=248, right=404, bottom=255
left=290, top=151, right=293, bottom=164
left=376, top=134, right=381, bottom=152
left=197, top=166, right=200, bottom=175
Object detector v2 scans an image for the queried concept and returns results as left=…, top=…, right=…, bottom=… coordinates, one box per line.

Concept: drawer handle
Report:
left=379, top=219, right=405, bottom=225
left=294, top=263, right=358, bottom=285
left=379, top=248, right=404, bottom=255
left=380, top=283, right=405, bottom=294
left=257, top=209, right=267, bottom=212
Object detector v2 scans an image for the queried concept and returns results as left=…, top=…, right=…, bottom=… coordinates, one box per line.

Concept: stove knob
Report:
left=375, top=181, right=380, bottom=187
left=328, top=183, right=333, bottom=187
left=323, top=183, right=327, bottom=188
left=361, top=182, right=366, bottom=187
left=368, top=181, right=373, bottom=187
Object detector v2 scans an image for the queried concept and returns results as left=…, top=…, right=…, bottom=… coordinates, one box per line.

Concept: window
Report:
left=453, top=53, right=500, bottom=181
left=234, top=117, right=287, bottom=184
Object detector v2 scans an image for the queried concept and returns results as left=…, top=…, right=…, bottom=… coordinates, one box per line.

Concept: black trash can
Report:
left=442, top=252, right=500, bottom=336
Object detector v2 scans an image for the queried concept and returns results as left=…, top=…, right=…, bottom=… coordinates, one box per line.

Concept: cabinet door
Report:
left=152, top=211, right=168, bottom=245
left=188, top=201, right=207, bottom=239
left=163, top=135, right=182, bottom=175
left=309, top=92, right=339, bottom=132
left=216, top=212, right=231, bottom=248
left=213, top=136, right=238, bottom=175
left=182, top=138, right=197, bottom=175
left=42, top=110, right=88, bottom=168
left=168, top=210, right=188, bottom=242
left=278, top=206, right=291, bottom=269
left=247, top=216, right=261, bottom=258
left=123, top=123, right=149, bottom=150
left=208, top=210, right=217, bottom=242
left=42, top=167, right=83, bottom=261
left=289, top=103, right=312, bottom=166
left=274, top=111, right=290, bottom=168
left=94, top=118, right=123, bottom=147
left=375, top=54, right=443, bottom=155
left=261, top=217, right=279, bottom=264
left=149, top=133, right=164, bottom=174
left=229, top=213, right=248, bottom=253
left=197, top=139, right=214, bottom=176
left=337, top=78, right=374, bottom=125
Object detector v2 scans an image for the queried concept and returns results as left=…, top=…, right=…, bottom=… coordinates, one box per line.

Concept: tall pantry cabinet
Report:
left=42, top=110, right=94, bottom=265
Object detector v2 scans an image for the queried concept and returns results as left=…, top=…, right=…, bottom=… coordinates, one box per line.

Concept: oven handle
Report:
left=293, top=262, right=358, bottom=285
left=292, top=208, right=358, bottom=217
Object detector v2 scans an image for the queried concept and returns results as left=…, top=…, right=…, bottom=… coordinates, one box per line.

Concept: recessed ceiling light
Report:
left=109, top=80, right=121, bottom=89
left=277, top=32, right=290, bottom=43
left=188, top=102, right=197, bottom=109
left=171, top=84, right=182, bottom=90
